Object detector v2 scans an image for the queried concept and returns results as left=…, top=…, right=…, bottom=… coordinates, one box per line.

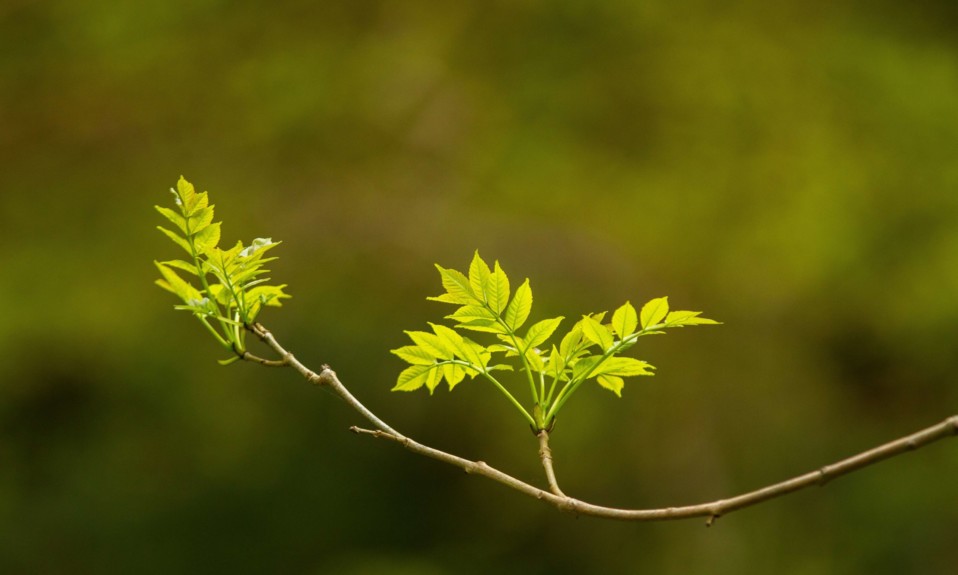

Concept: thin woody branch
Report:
left=247, top=323, right=958, bottom=525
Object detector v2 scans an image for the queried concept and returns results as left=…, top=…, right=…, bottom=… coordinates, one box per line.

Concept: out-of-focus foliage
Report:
left=1, top=1, right=957, bottom=573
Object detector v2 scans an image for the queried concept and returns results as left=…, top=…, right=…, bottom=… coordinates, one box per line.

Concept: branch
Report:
left=537, top=430, right=566, bottom=497
left=247, top=323, right=958, bottom=525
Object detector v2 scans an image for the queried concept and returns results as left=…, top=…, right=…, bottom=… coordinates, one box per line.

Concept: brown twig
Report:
left=246, top=322, right=957, bottom=524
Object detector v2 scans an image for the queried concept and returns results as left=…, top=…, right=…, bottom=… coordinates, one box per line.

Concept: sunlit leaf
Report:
left=433, top=264, right=478, bottom=305
left=611, top=301, right=638, bottom=339
left=193, top=222, right=221, bottom=255
left=468, top=251, right=492, bottom=303
left=664, top=310, right=721, bottom=327
left=592, top=357, right=655, bottom=377
left=405, top=330, right=451, bottom=359
left=393, top=364, right=433, bottom=391
left=524, top=317, right=564, bottom=350
left=487, top=261, right=510, bottom=314
left=580, top=315, right=614, bottom=351
left=504, top=279, right=532, bottom=331
left=640, top=297, right=669, bottom=328
left=596, top=375, right=625, bottom=397
left=157, top=225, right=192, bottom=254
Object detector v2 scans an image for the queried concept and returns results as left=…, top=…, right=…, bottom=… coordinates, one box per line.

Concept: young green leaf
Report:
left=156, top=225, right=192, bottom=255
left=640, top=297, right=669, bottom=328
left=154, top=261, right=201, bottom=303
left=468, top=251, right=492, bottom=303
left=611, top=301, right=638, bottom=339
left=192, top=222, right=221, bottom=255
left=443, top=363, right=466, bottom=390
left=487, top=261, right=510, bottom=314
left=404, top=330, right=452, bottom=360
left=504, top=279, right=532, bottom=331
left=592, top=357, right=655, bottom=377
left=580, top=315, right=614, bottom=351
left=393, top=364, right=434, bottom=392
left=429, top=265, right=478, bottom=305
left=596, top=375, right=625, bottom=397
left=391, top=345, right=437, bottom=365
left=524, top=317, right=564, bottom=350
left=663, top=310, right=721, bottom=327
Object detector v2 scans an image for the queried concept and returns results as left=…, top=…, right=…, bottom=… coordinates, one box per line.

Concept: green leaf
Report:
left=580, top=315, right=614, bottom=351
left=571, top=355, right=603, bottom=380
left=157, top=225, right=192, bottom=255
left=640, top=297, right=669, bottom=328
left=447, top=305, right=497, bottom=324
left=559, top=325, right=583, bottom=359
left=592, top=357, right=655, bottom=377
left=432, top=264, right=478, bottom=305
left=611, top=301, right=638, bottom=339
left=155, top=206, right=187, bottom=234
left=193, top=222, right=221, bottom=255
left=188, top=205, right=215, bottom=234
left=504, top=279, right=532, bottom=331
left=391, top=345, right=436, bottom=365
left=526, top=348, right=546, bottom=373
left=524, top=316, right=564, bottom=350
left=443, top=363, right=466, bottom=390
left=154, top=261, right=202, bottom=303
left=547, top=345, right=566, bottom=379
left=393, top=364, right=434, bottom=392
left=468, top=251, right=492, bottom=303
left=663, top=310, right=721, bottom=327
left=487, top=261, right=510, bottom=314
left=431, top=323, right=488, bottom=369
left=161, top=259, right=199, bottom=276
left=596, top=375, right=625, bottom=397
left=176, top=177, right=209, bottom=215
left=405, top=330, right=451, bottom=359
left=424, top=366, right=443, bottom=394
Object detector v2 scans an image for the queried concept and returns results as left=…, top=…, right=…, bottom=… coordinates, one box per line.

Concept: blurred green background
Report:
left=2, top=0, right=957, bottom=573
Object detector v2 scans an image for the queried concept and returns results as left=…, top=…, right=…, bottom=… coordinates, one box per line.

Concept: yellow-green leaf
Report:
left=393, top=364, right=433, bottom=391
left=488, top=261, right=510, bottom=314
left=597, top=375, right=625, bottom=397
left=434, top=264, right=478, bottom=305
left=580, top=315, right=614, bottom=351
left=468, top=251, right=492, bottom=303
left=504, top=278, right=532, bottom=331
left=192, top=222, right=221, bottom=255
left=611, top=301, right=638, bottom=339
left=640, top=297, right=669, bottom=328
left=524, top=317, right=564, bottom=350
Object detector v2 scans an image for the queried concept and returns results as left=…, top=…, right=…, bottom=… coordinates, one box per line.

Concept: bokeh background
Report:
left=2, top=1, right=958, bottom=573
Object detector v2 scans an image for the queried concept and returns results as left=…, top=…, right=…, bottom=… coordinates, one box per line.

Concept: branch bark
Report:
left=247, top=323, right=957, bottom=525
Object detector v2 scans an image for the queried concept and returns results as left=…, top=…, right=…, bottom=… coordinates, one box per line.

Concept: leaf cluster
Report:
left=155, top=177, right=290, bottom=362
left=392, top=252, right=718, bottom=431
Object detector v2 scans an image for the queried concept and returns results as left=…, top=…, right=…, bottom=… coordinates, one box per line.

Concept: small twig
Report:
left=246, top=323, right=958, bottom=524
left=537, top=430, right=566, bottom=497
left=240, top=351, right=288, bottom=367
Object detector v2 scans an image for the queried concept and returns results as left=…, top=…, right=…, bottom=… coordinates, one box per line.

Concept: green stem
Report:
left=544, top=327, right=661, bottom=422
left=485, top=304, right=539, bottom=405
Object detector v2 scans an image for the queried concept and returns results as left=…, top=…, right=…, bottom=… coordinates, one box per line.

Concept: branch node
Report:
left=817, top=466, right=832, bottom=486
left=706, top=514, right=720, bottom=527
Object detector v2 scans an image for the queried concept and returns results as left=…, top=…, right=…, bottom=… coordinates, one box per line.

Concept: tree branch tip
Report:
left=705, top=514, right=720, bottom=527
left=949, top=415, right=958, bottom=434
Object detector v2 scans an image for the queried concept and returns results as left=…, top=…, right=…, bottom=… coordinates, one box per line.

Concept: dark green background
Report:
left=2, top=1, right=957, bottom=573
